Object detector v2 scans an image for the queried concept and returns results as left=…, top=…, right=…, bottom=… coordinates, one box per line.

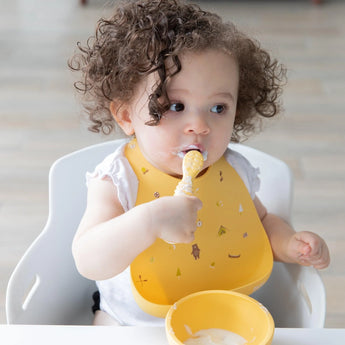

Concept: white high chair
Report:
left=6, top=139, right=326, bottom=327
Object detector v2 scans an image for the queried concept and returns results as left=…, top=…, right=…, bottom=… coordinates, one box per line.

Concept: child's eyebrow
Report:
left=168, top=89, right=236, bottom=102
left=167, top=88, right=189, bottom=95
left=212, top=92, right=236, bottom=102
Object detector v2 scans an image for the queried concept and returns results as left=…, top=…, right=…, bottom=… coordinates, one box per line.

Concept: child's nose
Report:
left=184, top=112, right=210, bottom=135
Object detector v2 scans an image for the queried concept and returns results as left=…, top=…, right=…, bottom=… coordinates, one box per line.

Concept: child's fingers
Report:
left=299, top=243, right=330, bottom=269
left=300, top=255, right=329, bottom=269
left=312, top=258, right=330, bottom=270
left=188, top=195, right=203, bottom=211
left=310, top=244, right=330, bottom=269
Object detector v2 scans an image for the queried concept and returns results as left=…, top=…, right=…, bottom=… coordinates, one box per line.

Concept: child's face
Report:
left=118, top=49, right=239, bottom=178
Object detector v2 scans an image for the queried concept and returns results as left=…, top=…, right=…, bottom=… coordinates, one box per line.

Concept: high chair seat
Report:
left=6, top=139, right=325, bottom=327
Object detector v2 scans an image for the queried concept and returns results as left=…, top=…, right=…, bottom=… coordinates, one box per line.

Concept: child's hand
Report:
left=147, top=195, right=202, bottom=244
left=287, top=231, right=330, bottom=269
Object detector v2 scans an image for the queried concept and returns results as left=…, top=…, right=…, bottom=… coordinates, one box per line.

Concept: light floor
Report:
left=0, top=0, right=344, bottom=327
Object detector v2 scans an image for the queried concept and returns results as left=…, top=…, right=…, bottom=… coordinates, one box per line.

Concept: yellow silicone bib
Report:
left=126, top=140, right=273, bottom=318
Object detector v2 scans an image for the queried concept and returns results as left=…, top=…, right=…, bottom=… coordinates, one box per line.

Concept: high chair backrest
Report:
left=6, top=139, right=325, bottom=327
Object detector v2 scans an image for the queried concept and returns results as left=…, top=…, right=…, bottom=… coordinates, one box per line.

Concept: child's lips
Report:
left=177, top=145, right=208, bottom=161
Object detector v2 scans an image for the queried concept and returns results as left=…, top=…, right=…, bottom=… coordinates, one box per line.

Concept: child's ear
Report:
left=110, top=101, right=135, bottom=135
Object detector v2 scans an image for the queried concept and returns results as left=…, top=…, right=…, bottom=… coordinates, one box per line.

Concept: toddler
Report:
left=69, top=0, right=330, bottom=326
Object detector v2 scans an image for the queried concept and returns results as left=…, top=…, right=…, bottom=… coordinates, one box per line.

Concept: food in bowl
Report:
left=165, top=290, right=274, bottom=345
left=184, top=327, right=246, bottom=345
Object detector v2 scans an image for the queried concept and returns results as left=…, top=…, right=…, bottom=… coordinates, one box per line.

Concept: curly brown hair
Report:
left=69, top=0, right=286, bottom=141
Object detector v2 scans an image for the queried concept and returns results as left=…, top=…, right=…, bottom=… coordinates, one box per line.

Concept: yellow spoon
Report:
left=174, top=150, right=204, bottom=196
left=164, top=150, right=204, bottom=244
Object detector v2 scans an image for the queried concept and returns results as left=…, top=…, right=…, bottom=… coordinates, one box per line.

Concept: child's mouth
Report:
left=177, top=146, right=208, bottom=161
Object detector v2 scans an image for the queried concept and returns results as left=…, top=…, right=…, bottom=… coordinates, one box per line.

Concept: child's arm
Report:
left=72, top=177, right=202, bottom=281
left=253, top=196, right=330, bottom=269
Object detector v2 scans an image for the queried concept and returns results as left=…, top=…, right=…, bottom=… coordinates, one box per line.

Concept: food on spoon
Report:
left=174, top=150, right=204, bottom=196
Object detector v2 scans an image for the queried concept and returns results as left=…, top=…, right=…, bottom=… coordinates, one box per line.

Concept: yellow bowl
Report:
left=165, top=290, right=274, bottom=345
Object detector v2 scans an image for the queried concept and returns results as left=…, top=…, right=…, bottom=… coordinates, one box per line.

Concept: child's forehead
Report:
left=171, top=50, right=238, bottom=77
left=154, top=51, right=238, bottom=92
left=132, top=49, right=239, bottom=99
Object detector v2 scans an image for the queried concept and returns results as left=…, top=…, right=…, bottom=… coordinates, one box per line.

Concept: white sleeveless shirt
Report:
left=86, top=142, right=260, bottom=326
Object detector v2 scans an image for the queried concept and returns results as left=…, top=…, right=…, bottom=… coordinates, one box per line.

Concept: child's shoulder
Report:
left=224, top=147, right=256, bottom=171
left=86, top=141, right=138, bottom=210
left=224, top=147, right=260, bottom=199
left=87, top=142, right=127, bottom=180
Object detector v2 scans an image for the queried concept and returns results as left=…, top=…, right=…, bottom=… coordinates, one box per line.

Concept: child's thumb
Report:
left=188, top=195, right=203, bottom=210
left=295, top=239, right=311, bottom=256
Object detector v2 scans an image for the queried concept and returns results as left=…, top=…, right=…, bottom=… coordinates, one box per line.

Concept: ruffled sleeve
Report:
left=224, top=148, right=260, bottom=200
left=86, top=143, right=138, bottom=211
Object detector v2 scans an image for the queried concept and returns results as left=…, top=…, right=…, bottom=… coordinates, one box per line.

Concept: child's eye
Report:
left=169, top=102, right=185, bottom=112
left=210, top=104, right=226, bottom=114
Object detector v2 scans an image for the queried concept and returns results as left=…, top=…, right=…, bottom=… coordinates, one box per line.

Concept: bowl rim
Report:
left=165, top=289, right=275, bottom=345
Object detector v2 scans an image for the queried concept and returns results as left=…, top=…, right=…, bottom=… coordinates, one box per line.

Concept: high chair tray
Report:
left=0, top=325, right=344, bottom=345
